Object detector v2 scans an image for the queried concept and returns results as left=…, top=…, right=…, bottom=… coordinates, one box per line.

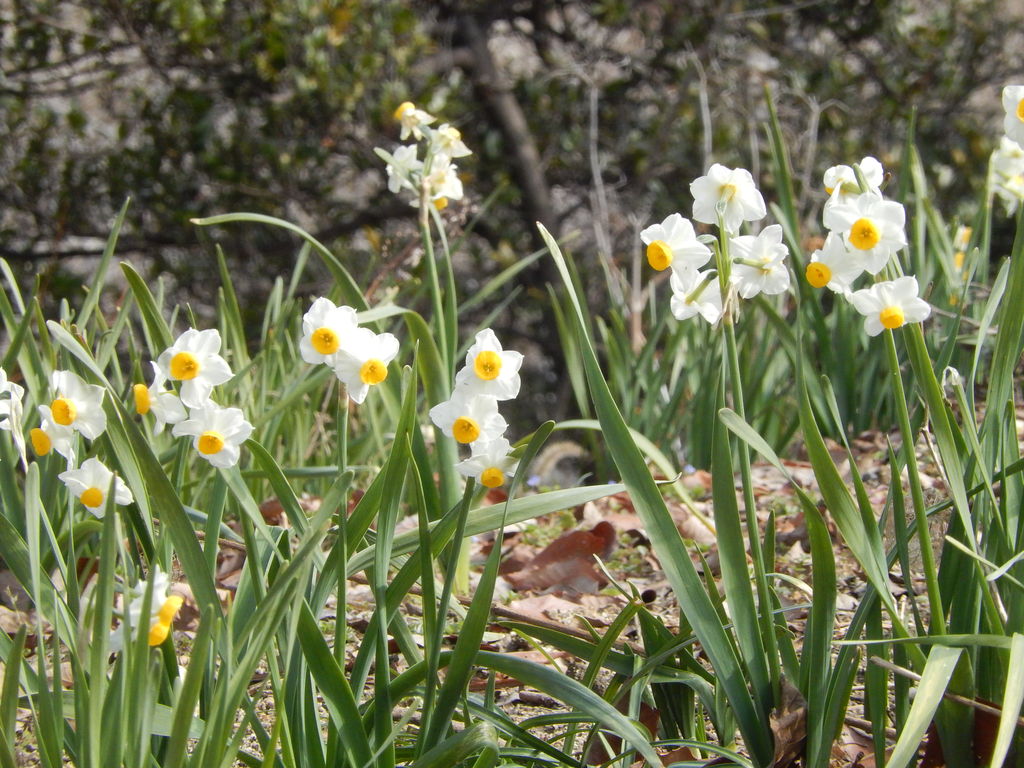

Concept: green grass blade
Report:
left=78, top=198, right=130, bottom=328
left=987, top=633, right=1024, bottom=768
left=191, top=213, right=368, bottom=312
left=885, top=646, right=963, bottom=768
left=476, top=651, right=661, bottom=765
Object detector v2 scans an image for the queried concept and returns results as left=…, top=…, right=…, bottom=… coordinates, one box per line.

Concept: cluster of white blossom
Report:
left=805, top=156, right=930, bottom=335
left=298, top=297, right=399, bottom=404
left=641, top=163, right=789, bottom=325
left=376, top=102, right=471, bottom=210
left=429, top=329, right=523, bottom=488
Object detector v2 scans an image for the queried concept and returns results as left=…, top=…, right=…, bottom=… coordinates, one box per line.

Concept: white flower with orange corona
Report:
left=453, top=328, right=523, bottom=400
left=172, top=403, right=253, bottom=468
left=394, top=101, right=435, bottom=141
left=114, top=568, right=183, bottom=650
left=59, top=457, right=134, bottom=517
left=133, top=363, right=187, bottom=435
left=1002, top=85, right=1024, bottom=146
left=300, top=298, right=359, bottom=366
left=640, top=213, right=712, bottom=275
left=849, top=276, right=931, bottom=336
left=48, top=370, right=107, bottom=439
left=331, top=327, right=400, bottom=404
left=156, top=329, right=233, bottom=409
left=456, top=437, right=519, bottom=488
left=429, top=392, right=508, bottom=446
left=31, top=405, right=76, bottom=464
left=805, top=233, right=864, bottom=294
left=823, top=191, right=907, bottom=274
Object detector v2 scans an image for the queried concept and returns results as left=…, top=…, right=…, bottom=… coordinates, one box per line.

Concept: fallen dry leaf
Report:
left=504, top=521, right=616, bottom=593
left=770, top=677, right=807, bottom=768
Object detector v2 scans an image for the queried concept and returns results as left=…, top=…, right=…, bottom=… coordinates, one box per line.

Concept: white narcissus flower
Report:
left=113, top=567, right=184, bottom=650
left=331, top=327, right=400, bottom=405
left=690, top=164, right=766, bottom=233
left=849, top=276, right=931, bottom=337
left=639, top=213, right=712, bottom=275
left=728, top=224, right=791, bottom=299
left=156, top=329, right=233, bottom=409
left=421, top=156, right=463, bottom=209
left=49, top=370, right=107, bottom=440
left=394, top=101, right=435, bottom=141
left=300, top=298, right=359, bottom=366
left=382, top=144, right=423, bottom=194
left=991, top=136, right=1024, bottom=215
left=31, top=405, right=76, bottom=465
left=823, top=191, right=907, bottom=274
left=172, top=403, right=253, bottom=468
left=455, top=437, right=519, bottom=488
left=59, top=457, right=134, bottom=517
left=823, top=156, right=884, bottom=203
left=429, top=392, right=507, bottom=446
left=805, top=233, right=865, bottom=295
left=669, top=269, right=724, bottom=325
left=1003, top=85, right=1024, bottom=146
left=133, top=362, right=187, bottom=435
left=432, top=124, right=472, bottom=159
left=0, top=368, right=26, bottom=466
left=453, top=329, right=523, bottom=400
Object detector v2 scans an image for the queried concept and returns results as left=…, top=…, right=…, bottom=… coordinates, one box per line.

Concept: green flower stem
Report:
left=335, top=387, right=349, bottom=664
left=716, top=213, right=781, bottom=699
left=724, top=316, right=781, bottom=691
left=883, top=328, right=943, bottom=631
left=419, top=187, right=450, bottom=376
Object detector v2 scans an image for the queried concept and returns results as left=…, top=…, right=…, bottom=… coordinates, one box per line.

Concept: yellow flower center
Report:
left=849, top=218, right=881, bottom=250
left=30, top=428, right=51, bottom=456
left=157, top=595, right=184, bottom=626
left=148, top=621, right=171, bottom=646
left=80, top=487, right=104, bottom=509
left=51, top=397, right=77, bottom=426
left=147, top=596, right=184, bottom=646
left=360, top=359, right=388, bottom=385
left=646, top=240, right=673, bottom=271
left=198, top=431, right=225, bottom=455
left=311, top=327, right=340, bottom=355
left=169, top=352, right=200, bottom=380
left=133, top=384, right=151, bottom=415
left=452, top=417, right=480, bottom=444
left=433, top=197, right=449, bottom=210
left=1017, top=98, right=1024, bottom=122
left=394, top=101, right=414, bottom=121
left=953, top=251, right=965, bottom=270
left=480, top=467, right=505, bottom=488
left=720, top=183, right=738, bottom=201
left=806, top=262, right=832, bottom=288
left=879, top=306, right=905, bottom=330
left=824, top=185, right=834, bottom=195
left=473, top=351, right=502, bottom=381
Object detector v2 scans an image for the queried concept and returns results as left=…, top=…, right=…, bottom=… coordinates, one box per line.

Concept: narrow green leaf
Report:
left=477, top=651, right=661, bottom=765
left=78, top=198, right=130, bottom=328
left=885, top=646, right=963, bottom=768
left=988, top=633, right=1024, bottom=768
